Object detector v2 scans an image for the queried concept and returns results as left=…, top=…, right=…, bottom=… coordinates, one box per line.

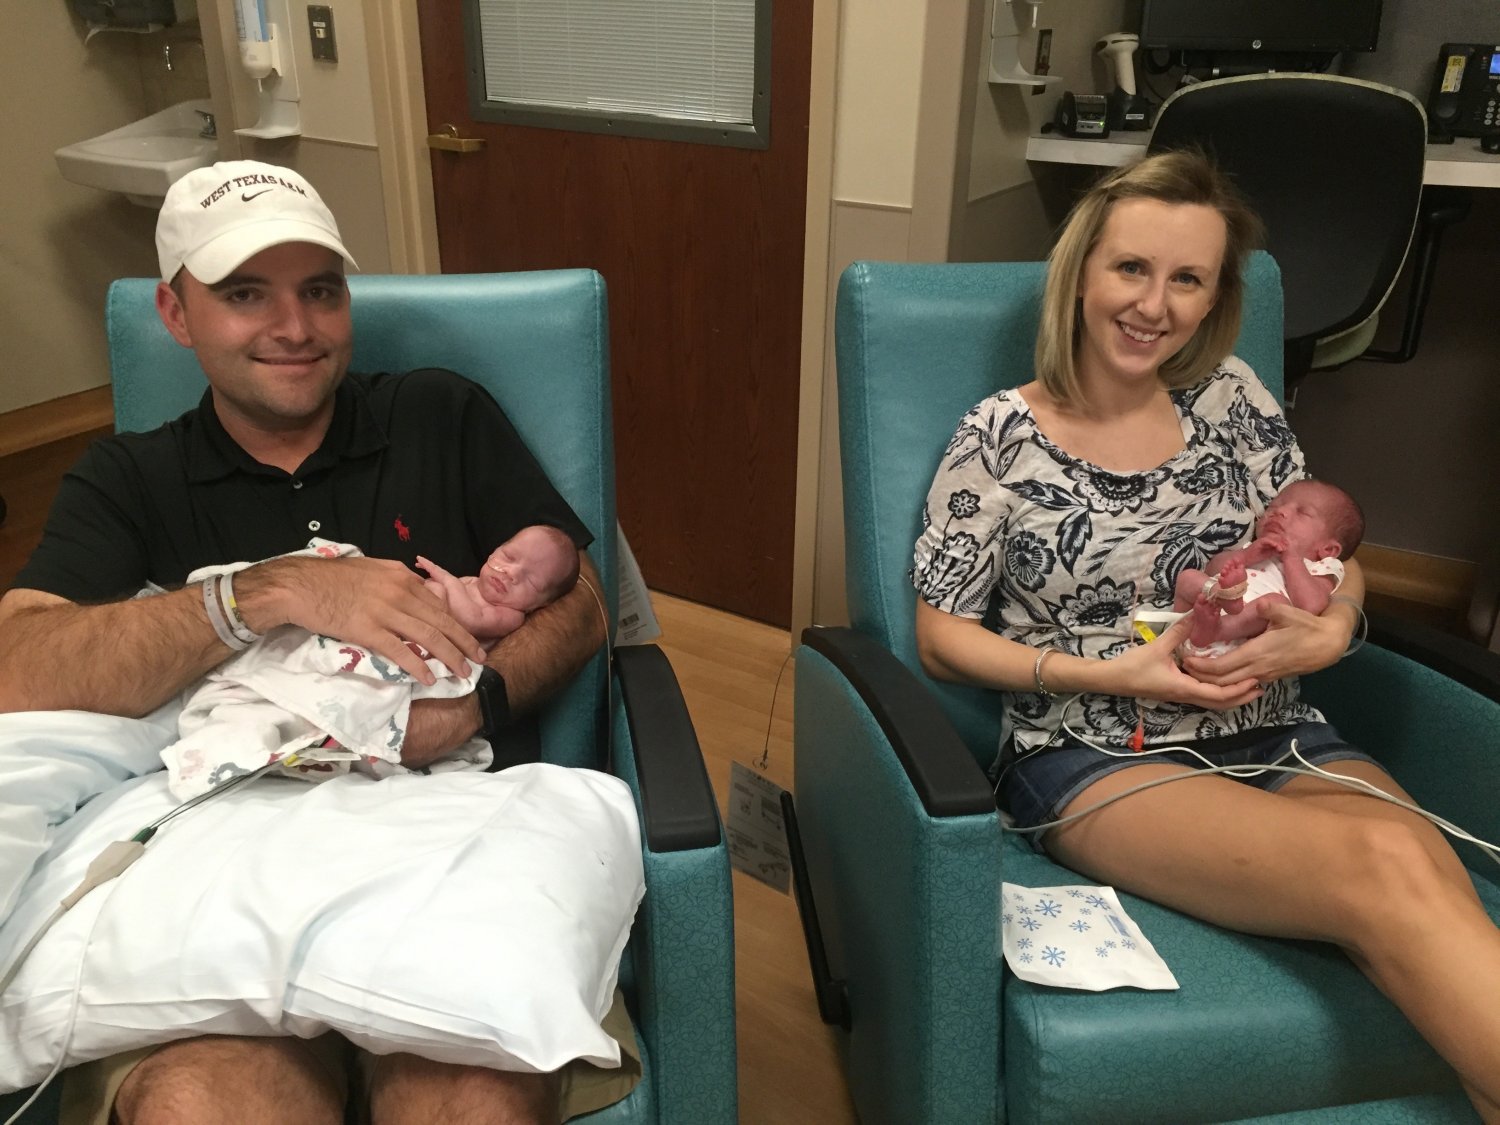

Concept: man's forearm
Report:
left=0, top=587, right=227, bottom=716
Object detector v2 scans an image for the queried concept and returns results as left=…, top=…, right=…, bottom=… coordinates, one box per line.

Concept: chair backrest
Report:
left=106, top=270, right=617, bottom=768
left=835, top=254, right=1284, bottom=762
left=1147, top=73, right=1425, bottom=350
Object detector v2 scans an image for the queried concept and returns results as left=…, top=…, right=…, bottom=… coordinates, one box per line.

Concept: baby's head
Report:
left=478, top=525, right=580, bottom=612
left=1258, top=480, right=1365, bottom=561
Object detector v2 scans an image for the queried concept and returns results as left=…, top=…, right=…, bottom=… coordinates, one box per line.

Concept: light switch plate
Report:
left=307, top=5, right=337, bottom=62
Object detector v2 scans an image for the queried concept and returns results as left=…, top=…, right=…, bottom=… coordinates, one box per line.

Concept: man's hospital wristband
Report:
left=220, top=572, right=262, bottom=646
left=201, top=577, right=252, bottom=651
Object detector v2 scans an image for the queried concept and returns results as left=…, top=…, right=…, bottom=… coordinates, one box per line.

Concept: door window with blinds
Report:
left=463, top=0, right=770, bottom=148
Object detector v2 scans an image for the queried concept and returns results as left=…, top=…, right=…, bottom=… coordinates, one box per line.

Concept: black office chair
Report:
left=1147, top=73, right=1427, bottom=384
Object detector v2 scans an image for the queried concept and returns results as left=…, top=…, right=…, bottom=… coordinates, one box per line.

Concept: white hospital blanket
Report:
left=164, top=542, right=487, bottom=801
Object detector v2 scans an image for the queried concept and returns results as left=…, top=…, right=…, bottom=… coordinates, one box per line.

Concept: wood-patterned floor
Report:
left=0, top=436, right=858, bottom=1123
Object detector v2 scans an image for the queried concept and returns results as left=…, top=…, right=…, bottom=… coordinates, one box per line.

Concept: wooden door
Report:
left=415, top=1, right=812, bottom=628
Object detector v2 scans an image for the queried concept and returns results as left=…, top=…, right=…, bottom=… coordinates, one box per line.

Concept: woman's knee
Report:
left=1330, top=816, right=1456, bottom=932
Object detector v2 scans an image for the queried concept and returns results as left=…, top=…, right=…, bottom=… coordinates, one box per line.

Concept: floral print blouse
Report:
left=911, top=359, right=1326, bottom=753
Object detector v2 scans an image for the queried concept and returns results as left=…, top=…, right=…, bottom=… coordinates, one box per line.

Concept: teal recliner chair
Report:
left=787, top=257, right=1500, bottom=1124
left=1, top=270, right=736, bottom=1124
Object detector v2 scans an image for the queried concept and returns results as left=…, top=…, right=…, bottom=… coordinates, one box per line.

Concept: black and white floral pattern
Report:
left=911, top=359, right=1323, bottom=751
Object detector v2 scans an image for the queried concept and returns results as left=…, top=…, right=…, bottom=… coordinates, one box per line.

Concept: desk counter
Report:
left=1026, top=133, right=1500, bottom=190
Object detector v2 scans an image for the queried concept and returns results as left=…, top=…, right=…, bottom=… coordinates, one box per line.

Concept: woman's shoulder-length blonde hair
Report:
left=1034, top=148, right=1265, bottom=405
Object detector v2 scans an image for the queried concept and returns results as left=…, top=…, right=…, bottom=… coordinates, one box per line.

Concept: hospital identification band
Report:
left=200, top=573, right=264, bottom=652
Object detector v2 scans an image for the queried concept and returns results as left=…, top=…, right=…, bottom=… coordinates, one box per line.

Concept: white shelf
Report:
left=1025, top=132, right=1500, bottom=190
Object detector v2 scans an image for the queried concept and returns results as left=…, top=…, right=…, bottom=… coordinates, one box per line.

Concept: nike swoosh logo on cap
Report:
left=241, top=189, right=274, bottom=202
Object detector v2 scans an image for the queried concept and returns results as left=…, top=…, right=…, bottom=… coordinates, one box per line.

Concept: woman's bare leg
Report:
left=1045, top=763, right=1500, bottom=1117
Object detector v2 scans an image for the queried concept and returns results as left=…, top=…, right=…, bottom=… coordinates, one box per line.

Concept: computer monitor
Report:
left=1140, top=0, right=1382, bottom=58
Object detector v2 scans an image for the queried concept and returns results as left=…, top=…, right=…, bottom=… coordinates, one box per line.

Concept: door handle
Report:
left=427, top=125, right=485, bottom=153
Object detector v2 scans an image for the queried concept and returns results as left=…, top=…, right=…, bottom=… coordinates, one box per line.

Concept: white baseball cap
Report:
left=155, top=160, right=358, bottom=284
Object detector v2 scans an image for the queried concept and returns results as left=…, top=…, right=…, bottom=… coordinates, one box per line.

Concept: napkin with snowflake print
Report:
left=1000, top=883, right=1179, bottom=991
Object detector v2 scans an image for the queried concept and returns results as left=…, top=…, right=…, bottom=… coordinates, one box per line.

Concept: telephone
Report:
left=1426, top=43, right=1500, bottom=139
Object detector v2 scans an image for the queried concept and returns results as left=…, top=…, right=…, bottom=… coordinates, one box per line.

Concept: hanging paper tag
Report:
left=727, top=761, right=791, bottom=894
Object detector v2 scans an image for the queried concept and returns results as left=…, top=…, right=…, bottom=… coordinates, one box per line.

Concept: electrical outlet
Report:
left=307, top=5, right=337, bottom=62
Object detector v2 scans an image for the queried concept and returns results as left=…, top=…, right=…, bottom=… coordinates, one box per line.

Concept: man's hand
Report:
left=234, top=556, right=485, bottom=686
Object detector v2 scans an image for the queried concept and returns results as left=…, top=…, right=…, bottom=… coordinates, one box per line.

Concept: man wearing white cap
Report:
left=0, top=162, right=620, bottom=1122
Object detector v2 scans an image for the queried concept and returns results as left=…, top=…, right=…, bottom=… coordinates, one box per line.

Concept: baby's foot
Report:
left=1216, top=559, right=1245, bottom=594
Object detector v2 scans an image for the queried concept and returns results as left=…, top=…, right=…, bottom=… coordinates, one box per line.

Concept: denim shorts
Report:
left=1003, top=721, right=1380, bottom=844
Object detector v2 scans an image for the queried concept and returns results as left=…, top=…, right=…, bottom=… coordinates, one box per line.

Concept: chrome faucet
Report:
left=195, top=110, right=217, bottom=139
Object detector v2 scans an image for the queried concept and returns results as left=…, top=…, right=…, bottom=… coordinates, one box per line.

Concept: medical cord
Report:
left=1004, top=735, right=1500, bottom=872
left=575, top=571, right=617, bottom=771
left=0, top=761, right=278, bottom=1124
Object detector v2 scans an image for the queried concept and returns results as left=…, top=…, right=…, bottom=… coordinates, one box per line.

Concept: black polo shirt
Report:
left=15, top=368, right=592, bottom=602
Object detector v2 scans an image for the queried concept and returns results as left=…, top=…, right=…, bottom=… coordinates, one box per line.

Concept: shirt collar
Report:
left=184, top=376, right=388, bottom=483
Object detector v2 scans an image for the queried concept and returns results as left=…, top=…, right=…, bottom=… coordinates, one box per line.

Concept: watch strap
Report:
left=475, top=666, right=511, bottom=741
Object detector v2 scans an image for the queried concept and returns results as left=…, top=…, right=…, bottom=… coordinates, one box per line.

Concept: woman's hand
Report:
left=1180, top=600, right=1350, bottom=687
left=1102, top=616, right=1262, bottom=710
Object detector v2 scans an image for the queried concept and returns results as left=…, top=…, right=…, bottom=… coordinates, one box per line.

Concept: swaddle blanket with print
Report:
left=1000, top=883, right=1179, bottom=991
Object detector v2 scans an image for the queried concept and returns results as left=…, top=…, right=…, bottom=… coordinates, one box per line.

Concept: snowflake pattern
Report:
left=1000, top=884, right=1178, bottom=991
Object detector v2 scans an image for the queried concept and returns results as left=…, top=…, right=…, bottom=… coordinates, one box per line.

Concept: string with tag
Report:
left=727, top=645, right=796, bottom=893
left=754, top=648, right=796, bottom=772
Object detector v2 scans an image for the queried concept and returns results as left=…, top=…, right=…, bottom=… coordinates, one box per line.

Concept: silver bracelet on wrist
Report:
left=1033, top=646, right=1059, bottom=697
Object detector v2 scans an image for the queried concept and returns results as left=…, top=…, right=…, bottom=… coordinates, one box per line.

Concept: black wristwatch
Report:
left=474, top=667, right=511, bottom=741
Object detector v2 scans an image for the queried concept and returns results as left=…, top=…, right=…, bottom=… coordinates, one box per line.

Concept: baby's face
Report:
left=1256, top=482, right=1338, bottom=555
left=479, top=529, right=571, bottom=611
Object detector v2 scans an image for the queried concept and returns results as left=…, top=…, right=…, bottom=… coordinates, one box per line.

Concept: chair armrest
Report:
left=1366, top=610, right=1500, bottom=705
left=799, top=626, right=995, bottom=817
left=1303, top=617, right=1500, bottom=879
left=613, top=644, right=720, bottom=852
left=609, top=654, right=737, bottom=1125
left=794, top=629, right=1001, bottom=1125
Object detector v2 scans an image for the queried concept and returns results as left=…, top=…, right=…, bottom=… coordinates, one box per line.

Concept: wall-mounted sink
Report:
left=55, top=100, right=218, bottom=208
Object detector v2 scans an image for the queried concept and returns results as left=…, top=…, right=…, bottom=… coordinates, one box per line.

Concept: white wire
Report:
left=0, top=763, right=280, bottom=1124
left=2, top=880, right=110, bottom=1125
left=1005, top=737, right=1500, bottom=872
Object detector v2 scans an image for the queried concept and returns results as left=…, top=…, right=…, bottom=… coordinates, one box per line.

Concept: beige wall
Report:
left=0, top=7, right=159, bottom=415
left=809, top=0, right=1134, bottom=624
left=0, top=0, right=396, bottom=423
left=205, top=0, right=391, bottom=272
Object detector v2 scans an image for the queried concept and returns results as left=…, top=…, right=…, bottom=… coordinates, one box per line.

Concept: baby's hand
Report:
left=1259, top=531, right=1288, bottom=554
left=415, top=555, right=460, bottom=604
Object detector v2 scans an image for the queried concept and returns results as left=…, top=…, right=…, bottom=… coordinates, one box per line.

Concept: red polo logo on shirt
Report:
left=394, top=516, right=411, bottom=541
